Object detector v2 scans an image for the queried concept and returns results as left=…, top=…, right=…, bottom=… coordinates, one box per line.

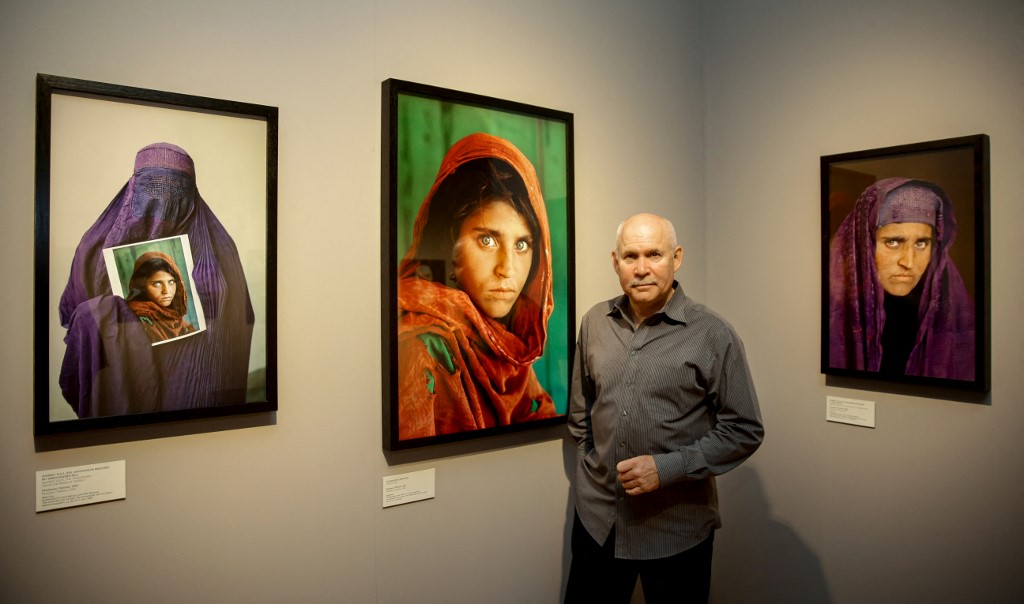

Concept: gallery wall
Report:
left=1, top=0, right=1021, bottom=603
left=701, top=0, right=1024, bottom=602
left=0, top=1, right=704, bottom=603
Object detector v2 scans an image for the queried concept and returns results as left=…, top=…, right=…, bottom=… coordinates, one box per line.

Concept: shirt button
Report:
left=619, top=442, right=625, bottom=447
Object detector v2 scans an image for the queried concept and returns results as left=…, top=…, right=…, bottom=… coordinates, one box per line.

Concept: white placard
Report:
left=36, top=460, right=126, bottom=512
left=826, top=396, right=876, bottom=428
left=382, top=468, right=435, bottom=508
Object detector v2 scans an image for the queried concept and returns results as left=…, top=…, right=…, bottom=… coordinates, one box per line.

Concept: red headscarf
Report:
left=396, top=133, right=556, bottom=438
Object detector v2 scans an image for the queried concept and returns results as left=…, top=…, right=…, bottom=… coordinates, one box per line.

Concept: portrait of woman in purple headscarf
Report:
left=58, top=142, right=255, bottom=418
left=828, top=177, right=975, bottom=380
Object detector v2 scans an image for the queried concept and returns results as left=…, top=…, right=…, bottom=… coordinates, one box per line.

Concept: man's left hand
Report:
left=616, top=455, right=661, bottom=495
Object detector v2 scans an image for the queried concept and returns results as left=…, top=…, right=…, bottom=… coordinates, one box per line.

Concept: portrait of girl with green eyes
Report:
left=395, top=131, right=560, bottom=440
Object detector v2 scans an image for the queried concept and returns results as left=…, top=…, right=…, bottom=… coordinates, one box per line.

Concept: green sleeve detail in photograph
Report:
left=417, top=332, right=457, bottom=375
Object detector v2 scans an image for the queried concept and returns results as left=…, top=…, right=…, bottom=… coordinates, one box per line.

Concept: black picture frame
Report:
left=381, top=79, right=575, bottom=450
left=820, top=134, right=989, bottom=392
left=34, top=74, right=278, bottom=436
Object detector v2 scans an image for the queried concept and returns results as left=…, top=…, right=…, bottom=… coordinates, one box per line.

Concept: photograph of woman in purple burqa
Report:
left=59, top=143, right=254, bottom=418
left=829, top=177, right=974, bottom=380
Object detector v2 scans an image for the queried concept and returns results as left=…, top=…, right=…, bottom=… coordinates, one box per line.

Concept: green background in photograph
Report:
left=396, top=93, right=571, bottom=413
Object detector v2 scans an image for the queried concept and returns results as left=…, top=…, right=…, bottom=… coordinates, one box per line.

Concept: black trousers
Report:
left=564, top=513, right=714, bottom=604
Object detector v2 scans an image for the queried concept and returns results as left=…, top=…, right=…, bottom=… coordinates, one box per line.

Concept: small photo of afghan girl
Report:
left=103, top=235, right=207, bottom=345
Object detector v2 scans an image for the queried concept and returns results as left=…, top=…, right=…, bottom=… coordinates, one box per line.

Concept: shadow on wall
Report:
left=712, top=466, right=832, bottom=603
left=560, top=432, right=576, bottom=602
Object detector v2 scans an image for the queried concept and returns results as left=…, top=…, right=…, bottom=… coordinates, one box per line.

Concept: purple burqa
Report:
left=828, top=177, right=974, bottom=380
left=59, top=143, right=254, bottom=418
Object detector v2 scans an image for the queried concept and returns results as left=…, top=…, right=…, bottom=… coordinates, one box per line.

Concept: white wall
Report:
left=0, top=1, right=704, bottom=602
left=703, top=1, right=1024, bottom=602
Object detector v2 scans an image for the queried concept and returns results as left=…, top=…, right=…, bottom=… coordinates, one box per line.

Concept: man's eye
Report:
left=479, top=235, right=496, bottom=247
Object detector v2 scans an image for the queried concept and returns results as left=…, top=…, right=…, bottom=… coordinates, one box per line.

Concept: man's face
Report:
left=612, top=216, right=683, bottom=319
left=452, top=200, right=534, bottom=321
left=874, top=222, right=934, bottom=296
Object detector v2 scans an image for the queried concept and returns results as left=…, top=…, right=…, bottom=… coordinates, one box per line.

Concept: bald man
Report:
left=566, top=213, right=764, bottom=603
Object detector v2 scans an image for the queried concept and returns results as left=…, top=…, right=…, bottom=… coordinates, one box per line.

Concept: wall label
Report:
left=826, top=396, right=876, bottom=428
left=382, top=468, right=435, bottom=508
left=36, top=460, right=126, bottom=512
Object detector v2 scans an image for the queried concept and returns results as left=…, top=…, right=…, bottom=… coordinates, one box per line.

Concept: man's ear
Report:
left=673, top=246, right=684, bottom=271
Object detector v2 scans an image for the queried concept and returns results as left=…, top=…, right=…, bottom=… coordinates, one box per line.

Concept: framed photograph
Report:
left=381, top=79, right=574, bottom=450
left=34, top=74, right=278, bottom=436
left=821, top=134, right=989, bottom=392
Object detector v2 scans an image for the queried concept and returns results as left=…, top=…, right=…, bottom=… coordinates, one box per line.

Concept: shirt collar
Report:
left=610, top=281, right=687, bottom=324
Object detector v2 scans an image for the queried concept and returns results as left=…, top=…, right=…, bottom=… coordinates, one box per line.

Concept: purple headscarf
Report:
left=58, top=143, right=254, bottom=418
left=828, top=177, right=975, bottom=380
